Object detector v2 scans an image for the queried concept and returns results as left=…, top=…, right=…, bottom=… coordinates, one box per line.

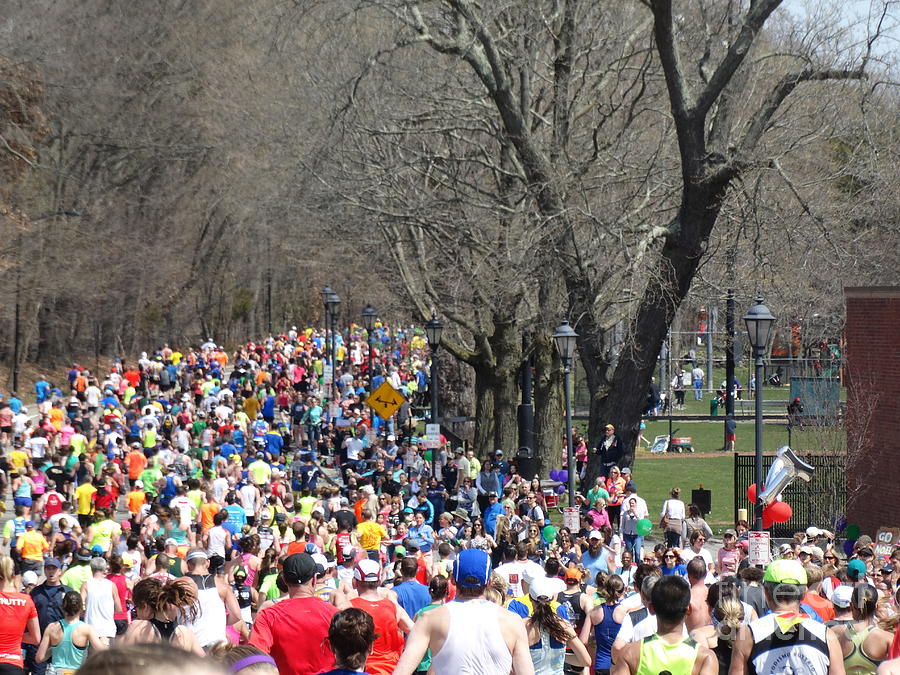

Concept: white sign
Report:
left=328, top=403, right=340, bottom=419
left=424, top=423, right=441, bottom=449
left=748, top=531, right=771, bottom=566
left=323, top=364, right=333, bottom=386
left=563, top=507, right=580, bottom=532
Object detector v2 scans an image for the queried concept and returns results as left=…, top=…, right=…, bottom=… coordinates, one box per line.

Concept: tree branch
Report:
left=693, top=0, right=782, bottom=117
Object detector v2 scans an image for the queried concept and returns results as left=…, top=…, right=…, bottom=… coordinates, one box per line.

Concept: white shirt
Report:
left=624, top=493, right=649, bottom=519
left=343, top=437, right=363, bottom=460
left=661, top=499, right=686, bottom=520
left=494, top=560, right=543, bottom=598
left=169, top=495, right=195, bottom=526
left=239, top=484, right=258, bottom=516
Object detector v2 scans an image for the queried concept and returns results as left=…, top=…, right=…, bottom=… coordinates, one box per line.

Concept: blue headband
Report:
left=231, top=654, right=277, bottom=672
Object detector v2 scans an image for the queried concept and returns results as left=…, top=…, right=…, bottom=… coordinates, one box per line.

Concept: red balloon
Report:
left=766, top=500, right=793, bottom=524
left=746, top=484, right=759, bottom=504
left=762, top=510, right=774, bottom=529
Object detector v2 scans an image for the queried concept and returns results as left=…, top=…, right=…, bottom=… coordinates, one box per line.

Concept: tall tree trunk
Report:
left=533, top=330, right=563, bottom=477
left=489, top=318, right=521, bottom=455
left=473, top=366, right=495, bottom=455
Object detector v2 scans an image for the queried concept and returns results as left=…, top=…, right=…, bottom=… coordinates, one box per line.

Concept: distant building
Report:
left=844, top=287, right=900, bottom=535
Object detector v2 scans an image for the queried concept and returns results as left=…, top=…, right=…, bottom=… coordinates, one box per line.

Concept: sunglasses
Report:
left=664, top=554, right=676, bottom=559
left=824, top=556, right=837, bottom=560
left=696, top=537, right=706, bottom=542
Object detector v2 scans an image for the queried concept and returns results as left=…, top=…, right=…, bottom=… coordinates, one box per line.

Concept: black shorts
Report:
left=0, top=664, right=25, bottom=674
left=0, top=426, right=11, bottom=434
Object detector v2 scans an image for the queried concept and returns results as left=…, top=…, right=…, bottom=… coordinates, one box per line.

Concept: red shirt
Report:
left=802, top=591, right=835, bottom=622
left=43, top=492, right=64, bottom=518
left=250, top=596, right=336, bottom=675
left=350, top=596, right=404, bottom=675
left=0, top=591, right=37, bottom=667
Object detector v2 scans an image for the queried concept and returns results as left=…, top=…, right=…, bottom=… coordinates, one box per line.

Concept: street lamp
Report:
left=743, top=295, right=776, bottom=532
left=361, top=304, right=377, bottom=389
left=325, top=291, right=340, bottom=399
left=425, top=313, right=443, bottom=478
left=553, top=320, right=578, bottom=508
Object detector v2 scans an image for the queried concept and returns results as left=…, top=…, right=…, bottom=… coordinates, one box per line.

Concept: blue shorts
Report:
left=14, top=496, right=32, bottom=508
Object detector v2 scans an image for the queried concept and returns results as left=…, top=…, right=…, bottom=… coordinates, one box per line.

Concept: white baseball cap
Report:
left=353, top=558, right=382, bottom=583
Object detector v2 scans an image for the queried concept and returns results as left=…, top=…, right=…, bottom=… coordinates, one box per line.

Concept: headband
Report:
left=231, top=654, right=277, bottom=672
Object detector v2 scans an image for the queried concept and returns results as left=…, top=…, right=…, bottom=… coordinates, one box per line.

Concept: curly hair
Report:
left=132, top=577, right=199, bottom=623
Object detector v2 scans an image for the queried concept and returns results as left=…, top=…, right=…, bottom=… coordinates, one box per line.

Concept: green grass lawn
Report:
left=628, top=454, right=734, bottom=531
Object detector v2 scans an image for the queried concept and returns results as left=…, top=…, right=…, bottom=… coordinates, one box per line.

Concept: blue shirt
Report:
left=223, top=505, right=247, bottom=534
left=581, top=548, right=611, bottom=582
left=393, top=580, right=431, bottom=619
left=408, top=524, right=435, bottom=552
left=35, top=381, right=51, bottom=403
left=8, top=397, right=22, bottom=414
left=483, top=502, right=504, bottom=536
left=262, top=396, right=276, bottom=418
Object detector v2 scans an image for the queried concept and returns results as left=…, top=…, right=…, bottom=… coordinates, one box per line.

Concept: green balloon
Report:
left=636, top=518, right=653, bottom=537
left=542, top=526, right=558, bottom=543
left=845, top=524, right=860, bottom=540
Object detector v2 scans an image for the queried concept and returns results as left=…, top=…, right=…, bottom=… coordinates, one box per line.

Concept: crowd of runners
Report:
left=0, top=323, right=896, bottom=675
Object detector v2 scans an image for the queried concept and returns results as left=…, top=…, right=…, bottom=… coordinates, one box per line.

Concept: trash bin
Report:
left=517, top=447, right=539, bottom=480
left=709, top=398, right=719, bottom=417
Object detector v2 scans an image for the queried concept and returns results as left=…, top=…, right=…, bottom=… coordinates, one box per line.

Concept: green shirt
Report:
left=139, top=467, right=163, bottom=496
left=587, top=486, right=611, bottom=507
left=60, top=564, right=92, bottom=592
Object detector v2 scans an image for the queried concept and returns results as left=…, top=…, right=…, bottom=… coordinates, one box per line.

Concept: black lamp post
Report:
left=361, top=304, right=377, bottom=390
left=553, top=320, right=578, bottom=508
left=425, top=312, right=443, bottom=478
left=326, top=290, right=341, bottom=397
left=743, top=296, right=776, bottom=532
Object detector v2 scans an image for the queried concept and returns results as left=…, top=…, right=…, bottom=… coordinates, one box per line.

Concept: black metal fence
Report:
left=733, top=452, right=846, bottom=538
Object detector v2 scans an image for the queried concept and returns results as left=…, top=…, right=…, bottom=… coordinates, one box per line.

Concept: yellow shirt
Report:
left=356, top=521, right=387, bottom=551
left=468, top=457, right=481, bottom=479
left=8, top=450, right=28, bottom=471
left=90, top=519, right=121, bottom=552
left=75, top=483, right=97, bottom=516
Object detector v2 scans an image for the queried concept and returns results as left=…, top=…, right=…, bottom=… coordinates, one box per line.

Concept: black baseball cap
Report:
left=282, top=553, right=317, bottom=584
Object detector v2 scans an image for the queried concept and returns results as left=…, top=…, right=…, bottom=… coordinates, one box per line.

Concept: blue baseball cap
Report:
left=453, top=549, right=492, bottom=588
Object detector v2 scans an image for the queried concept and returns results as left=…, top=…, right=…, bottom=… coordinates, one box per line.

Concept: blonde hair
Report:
left=0, top=555, right=14, bottom=583
left=714, top=596, right=745, bottom=639
left=670, top=487, right=681, bottom=498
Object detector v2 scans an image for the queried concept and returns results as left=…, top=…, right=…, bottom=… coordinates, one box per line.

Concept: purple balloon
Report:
left=556, top=484, right=566, bottom=495
left=834, top=516, right=847, bottom=531
left=549, top=470, right=559, bottom=481
left=558, top=470, right=568, bottom=483
left=843, top=539, right=856, bottom=556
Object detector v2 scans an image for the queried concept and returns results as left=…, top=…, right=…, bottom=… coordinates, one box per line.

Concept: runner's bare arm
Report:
left=826, top=628, right=847, bottom=675
left=694, top=644, right=719, bottom=675
left=727, top=625, right=753, bottom=675
left=565, top=625, right=591, bottom=667
left=35, top=622, right=56, bottom=662
left=611, top=640, right=639, bottom=674
left=22, top=614, right=40, bottom=646
left=391, top=609, right=433, bottom=675
left=508, top=612, right=536, bottom=675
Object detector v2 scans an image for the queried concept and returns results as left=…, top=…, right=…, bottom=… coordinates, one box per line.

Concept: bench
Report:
left=734, top=399, right=787, bottom=415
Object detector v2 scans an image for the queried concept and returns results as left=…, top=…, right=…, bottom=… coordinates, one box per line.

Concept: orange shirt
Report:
left=17, top=530, right=49, bottom=561
left=48, top=407, right=64, bottom=431
left=200, top=502, right=220, bottom=532
left=126, top=451, right=148, bottom=480
left=126, top=490, right=146, bottom=515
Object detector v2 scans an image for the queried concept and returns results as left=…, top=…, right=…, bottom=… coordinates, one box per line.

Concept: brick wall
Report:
left=845, top=287, right=900, bottom=535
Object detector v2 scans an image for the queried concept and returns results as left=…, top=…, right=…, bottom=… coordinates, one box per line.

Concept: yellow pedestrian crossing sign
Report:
left=366, top=381, right=406, bottom=420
